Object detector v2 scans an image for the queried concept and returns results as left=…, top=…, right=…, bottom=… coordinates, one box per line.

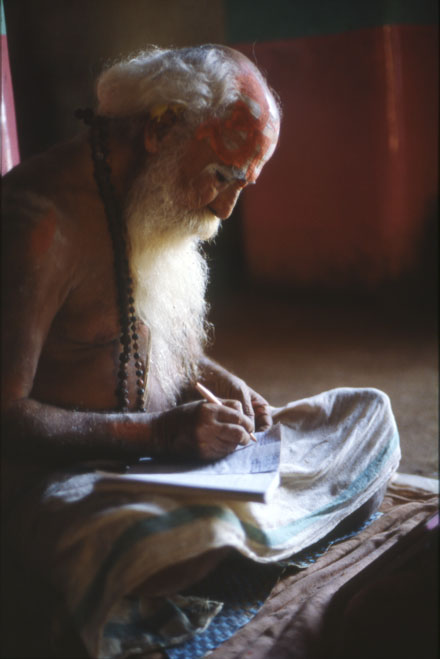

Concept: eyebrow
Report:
left=206, top=163, right=254, bottom=186
left=233, top=168, right=248, bottom=183
left=219, top=164, right=250, bottom=185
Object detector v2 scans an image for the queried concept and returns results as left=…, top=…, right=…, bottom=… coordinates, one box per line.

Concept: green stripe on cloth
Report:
left=264, top=432, right=400, bottom=546
left=73, top=432, right=399, bottom=630
left=225, top=0, right=438, bottom=43
left=73, top=505, right=241, bottom=630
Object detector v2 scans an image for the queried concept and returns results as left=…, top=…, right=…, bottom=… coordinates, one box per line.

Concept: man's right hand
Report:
left=151, top=400, right=254, bottom=461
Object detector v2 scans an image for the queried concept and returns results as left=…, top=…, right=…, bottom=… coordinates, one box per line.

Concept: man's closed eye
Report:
left=215, top=170, right=227, bottom=184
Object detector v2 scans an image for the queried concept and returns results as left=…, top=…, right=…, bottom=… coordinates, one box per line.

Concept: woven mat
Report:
left=166, top=512, right=381, bottom=659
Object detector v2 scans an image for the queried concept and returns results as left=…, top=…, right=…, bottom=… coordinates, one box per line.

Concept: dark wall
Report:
left=4, top=0, right=225, bottom=159
left=3, top=0, right=244, bottom=294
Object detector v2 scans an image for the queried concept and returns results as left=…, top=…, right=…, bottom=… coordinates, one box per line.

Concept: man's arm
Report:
left=1, top=201, right=253, bottom=464
left=1, top=200, right=141, bottom=462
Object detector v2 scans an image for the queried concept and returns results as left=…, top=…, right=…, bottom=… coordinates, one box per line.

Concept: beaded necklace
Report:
left=75, top=108, right=146, bottom=412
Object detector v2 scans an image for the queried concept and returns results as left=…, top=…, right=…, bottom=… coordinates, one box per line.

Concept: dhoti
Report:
left=4, top=387, right=400, bottom=658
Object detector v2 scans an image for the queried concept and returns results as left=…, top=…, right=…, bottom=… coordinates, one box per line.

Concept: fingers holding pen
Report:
left=195, top=382, right=257, bottom=441
left=191, top=401, right=250, bottom=457
left=153, top=400, right=250, bottom=461
left=250, top=390, right=273, bottom=431
left=198, top=424, right=251, bottom=459
left=199, top=400, right=254, bottom=437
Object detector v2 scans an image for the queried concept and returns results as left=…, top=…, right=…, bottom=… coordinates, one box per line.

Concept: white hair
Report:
left=96, top=45, right=243, bottom=125
left=124, top=135, right=218, bottom=406
left=96, top=44, right=280, bottom=128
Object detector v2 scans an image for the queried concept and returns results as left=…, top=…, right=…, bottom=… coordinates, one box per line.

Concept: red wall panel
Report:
left=236, top=25, right=438, bottom=286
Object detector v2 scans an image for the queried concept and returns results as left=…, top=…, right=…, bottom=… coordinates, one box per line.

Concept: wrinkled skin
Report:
left=153, top=399, right=255, bottom=461
left=196, top=357, right=273, bottom=436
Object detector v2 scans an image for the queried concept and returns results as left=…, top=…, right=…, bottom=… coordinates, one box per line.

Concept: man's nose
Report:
left=208, top=185, right=242, bottom=220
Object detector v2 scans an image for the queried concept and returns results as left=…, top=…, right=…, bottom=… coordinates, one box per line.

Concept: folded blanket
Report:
left=6, top=387, right=400, bottom=658
left=207, top=482, right=438, bottom=659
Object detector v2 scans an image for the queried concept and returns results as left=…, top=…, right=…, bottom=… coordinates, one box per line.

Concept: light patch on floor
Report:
left=208, top=290, right=438, bottom=479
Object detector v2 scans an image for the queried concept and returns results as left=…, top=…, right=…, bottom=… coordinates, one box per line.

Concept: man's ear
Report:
left=144, top=119, right=160, bottom=154
left=143, top=108, right=180, bottom=154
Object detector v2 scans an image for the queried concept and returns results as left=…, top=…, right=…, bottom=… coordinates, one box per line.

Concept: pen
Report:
left=195, top=381, right=258, bottom=442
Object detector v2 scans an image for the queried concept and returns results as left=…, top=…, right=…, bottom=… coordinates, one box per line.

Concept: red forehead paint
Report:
left=195, top=70, right=278, bottom=182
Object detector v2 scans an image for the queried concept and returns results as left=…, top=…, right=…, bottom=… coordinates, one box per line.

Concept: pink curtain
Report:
left=1, top=0, right=20, bottom=174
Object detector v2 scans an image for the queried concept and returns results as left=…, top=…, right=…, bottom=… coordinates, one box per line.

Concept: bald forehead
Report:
left=234, top=67, right=279, bottom=139
left=216, top=46, right=279, bottom=123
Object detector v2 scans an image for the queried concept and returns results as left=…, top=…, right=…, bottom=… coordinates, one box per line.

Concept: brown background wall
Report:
left=4, top=0, right=225, bottom=159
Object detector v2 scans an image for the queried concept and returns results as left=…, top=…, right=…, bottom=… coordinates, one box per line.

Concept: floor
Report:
left=208, top=284, right=438, bottom=479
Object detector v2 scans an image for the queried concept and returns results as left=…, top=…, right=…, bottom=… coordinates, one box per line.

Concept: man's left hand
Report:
left=198, top=358, right=273, bottom=432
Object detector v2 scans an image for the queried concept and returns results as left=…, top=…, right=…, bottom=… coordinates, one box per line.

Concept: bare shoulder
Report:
left=2, top=186, right=75, bottom=283
left=2, top=137, right=97, bottom=277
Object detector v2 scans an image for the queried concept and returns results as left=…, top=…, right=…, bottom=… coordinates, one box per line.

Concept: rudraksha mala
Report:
left=75, top=108, right=146, bottom=412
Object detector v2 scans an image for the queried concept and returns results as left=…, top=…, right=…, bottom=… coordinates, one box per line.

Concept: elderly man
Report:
left=2, top=45, right=399, bottom=658
left=2, top=45, right=278, bottom=466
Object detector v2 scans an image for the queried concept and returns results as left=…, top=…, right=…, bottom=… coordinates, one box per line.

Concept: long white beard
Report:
left=125, top=146, right=220, bottom=406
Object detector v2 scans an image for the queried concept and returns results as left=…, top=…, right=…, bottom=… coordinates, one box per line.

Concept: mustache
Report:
left=197, top=213, right=220, bottom=241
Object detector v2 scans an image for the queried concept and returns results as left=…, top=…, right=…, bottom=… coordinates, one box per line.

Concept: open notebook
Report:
left=97, top=424, right=282, bottom=503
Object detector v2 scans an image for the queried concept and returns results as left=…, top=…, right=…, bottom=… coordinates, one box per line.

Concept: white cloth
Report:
left=11, top=387, right=400, bottom=657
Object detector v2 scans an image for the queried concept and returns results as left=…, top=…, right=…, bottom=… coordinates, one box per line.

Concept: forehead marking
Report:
left=242, top=94, right=262, bottom=119
left=195, top=97, right=278, bottom=181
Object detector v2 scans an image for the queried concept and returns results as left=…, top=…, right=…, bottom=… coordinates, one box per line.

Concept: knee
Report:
left=333, top=482, right=388, bottom=538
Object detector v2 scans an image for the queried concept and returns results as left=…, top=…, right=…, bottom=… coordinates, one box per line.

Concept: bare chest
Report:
left=33, top=254, right=156, bottom=411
